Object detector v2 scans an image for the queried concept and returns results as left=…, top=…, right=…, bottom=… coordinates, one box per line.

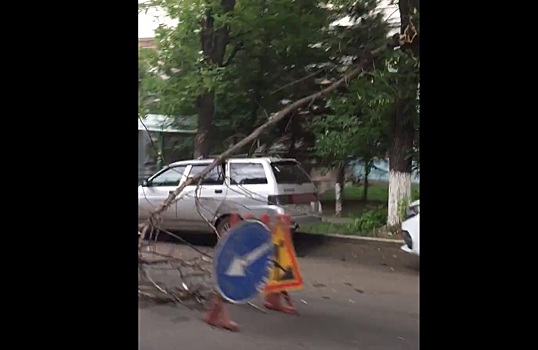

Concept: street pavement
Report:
left=139, top=238, right=419, bottom=350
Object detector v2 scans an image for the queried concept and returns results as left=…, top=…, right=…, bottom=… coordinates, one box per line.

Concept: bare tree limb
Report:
left=140, top=40, right=395, bottom=235
left=269, top=69, right=324, bottom=95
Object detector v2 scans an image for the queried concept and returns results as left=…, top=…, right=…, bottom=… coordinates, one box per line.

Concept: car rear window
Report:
left=230, top=163, right=268, bottom=185
left=270, top=161, right=311, bottom=184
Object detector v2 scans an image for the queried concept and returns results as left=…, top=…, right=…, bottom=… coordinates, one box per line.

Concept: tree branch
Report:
left=270, top=69, right=324, bottom=95
left=222, top=41, right=244, bottom=67
left=139, top=40, right=396, bottom=238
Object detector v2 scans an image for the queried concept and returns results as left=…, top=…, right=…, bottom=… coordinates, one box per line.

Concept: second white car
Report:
left=400, top=200, right=419, bottom=256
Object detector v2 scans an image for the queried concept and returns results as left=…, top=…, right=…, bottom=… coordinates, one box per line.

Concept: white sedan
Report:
left=400, top=200, right=419, bottom=256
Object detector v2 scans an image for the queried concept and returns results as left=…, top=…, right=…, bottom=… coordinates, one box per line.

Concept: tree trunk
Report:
left=335, top=163, right=345, bottom=217
left=387, top=105, right=414, bottom=229
left=194, top=92, right=215, bottom=158
left=195, top=0, right=237, bottom=158
left=386, top=0, right=419, bottom=230
left=363, top=159, right=371, bottom=201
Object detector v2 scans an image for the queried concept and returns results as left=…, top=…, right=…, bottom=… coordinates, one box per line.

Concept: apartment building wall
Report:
left=138, top=38, right=156, bottom=49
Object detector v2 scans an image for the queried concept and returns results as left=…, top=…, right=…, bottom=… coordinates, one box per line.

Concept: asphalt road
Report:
left=139, top=237, right=419, bottom=350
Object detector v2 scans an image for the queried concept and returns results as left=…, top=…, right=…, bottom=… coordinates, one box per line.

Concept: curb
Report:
left=295, top=231, right=404, bottom=245
left=321, top=218, right=355, bottom=224
left=320, top=233, right=404, bottom=244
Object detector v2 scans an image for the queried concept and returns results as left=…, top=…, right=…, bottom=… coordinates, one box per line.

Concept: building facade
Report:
left=138, top=38, right=156, bottom=50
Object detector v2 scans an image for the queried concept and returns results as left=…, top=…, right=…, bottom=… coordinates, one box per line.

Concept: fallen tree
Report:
left=138, top=32, right=414, bottom=247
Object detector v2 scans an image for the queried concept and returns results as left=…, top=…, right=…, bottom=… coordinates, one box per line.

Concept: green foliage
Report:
left=308, top=1, right=394, bottom=166
left=207, top=0, right=332, bottom=153
left=412, top=186, right=420, bottom=201
left=139, top=0, right=221, bottom=119
left=319, top=182, right=421, bottom=202
left=354, top=206, right=387, bottom=233
left=359, top=49, right=419, bottom=114
left=302, top=206, right=387, bottom=237
left=139, top=0, right=335, bottom=154
left=138, top=0, right=419, bottom=170
left=311, top=46, right=420, bottom=170
left=326, top=0, right=393, bottom=59
left=319, top=182, right=420, bottom=218
left=138, top=48, right=162, bottom=117
left=308, top=1, right=420, bottom=174
left=397, top=196, right=411, bottom=221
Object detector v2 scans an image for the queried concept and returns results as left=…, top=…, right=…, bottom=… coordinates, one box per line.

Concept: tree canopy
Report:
left=138, top=0, right=420, bottom=226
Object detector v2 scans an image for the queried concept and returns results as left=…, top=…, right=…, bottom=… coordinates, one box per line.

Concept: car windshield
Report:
left=270, top=161, right=311, bottom=184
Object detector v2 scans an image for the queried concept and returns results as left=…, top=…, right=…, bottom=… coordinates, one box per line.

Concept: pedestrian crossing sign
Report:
left=264, top=217, right=303, bottom=293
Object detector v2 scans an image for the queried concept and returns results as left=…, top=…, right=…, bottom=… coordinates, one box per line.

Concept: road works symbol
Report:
left=264, top=217, right=303, bottom=293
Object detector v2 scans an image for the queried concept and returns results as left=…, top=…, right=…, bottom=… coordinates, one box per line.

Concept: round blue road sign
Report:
left=214, top=220, right=274, bottom=304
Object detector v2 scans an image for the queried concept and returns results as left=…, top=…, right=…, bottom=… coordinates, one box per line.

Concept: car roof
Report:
left=167, top=157, right=298, bottom=167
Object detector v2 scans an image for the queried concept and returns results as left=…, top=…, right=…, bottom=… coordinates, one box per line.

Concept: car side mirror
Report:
left=142, top=179, right=149, bottom=187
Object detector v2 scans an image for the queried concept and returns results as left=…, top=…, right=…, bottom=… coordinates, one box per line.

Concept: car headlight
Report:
left=404, top=205, right=419, bottom=220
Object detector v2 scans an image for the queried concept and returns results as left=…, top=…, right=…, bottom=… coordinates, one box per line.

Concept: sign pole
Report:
left=264, top=290, right=297, bottom=314
left=203, top=294, right=239, bottom=331
left=203, top=214, right=241, bottom=331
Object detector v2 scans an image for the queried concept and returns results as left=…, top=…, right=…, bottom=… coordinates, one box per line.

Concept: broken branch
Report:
left=269, top=69, right=324, bottom=95
left=141, top=40, right=394, bottom=234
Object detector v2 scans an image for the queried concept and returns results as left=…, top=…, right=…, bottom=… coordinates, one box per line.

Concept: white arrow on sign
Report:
left=225, top=241, right=274, bottom=277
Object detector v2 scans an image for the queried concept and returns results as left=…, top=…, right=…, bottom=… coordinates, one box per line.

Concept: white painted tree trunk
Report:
left=335, top=182, right=342, bottom=216
left=387, top=170, right=412, bottom=228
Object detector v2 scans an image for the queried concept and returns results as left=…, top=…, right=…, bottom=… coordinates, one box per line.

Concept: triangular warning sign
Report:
left=264, top=216, right=303, bottom=293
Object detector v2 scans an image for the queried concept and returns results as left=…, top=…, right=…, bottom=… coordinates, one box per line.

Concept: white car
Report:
left=138, top=157, right=322, bottom=235
left=400, top=200, right=419, bottom=256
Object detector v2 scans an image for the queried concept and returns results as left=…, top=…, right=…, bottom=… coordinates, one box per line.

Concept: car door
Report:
left=139, top=165, right=187, bottom=230
left=226, top=161, right=271, bottom=218
left=176, top=163, right=228, bottom=232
